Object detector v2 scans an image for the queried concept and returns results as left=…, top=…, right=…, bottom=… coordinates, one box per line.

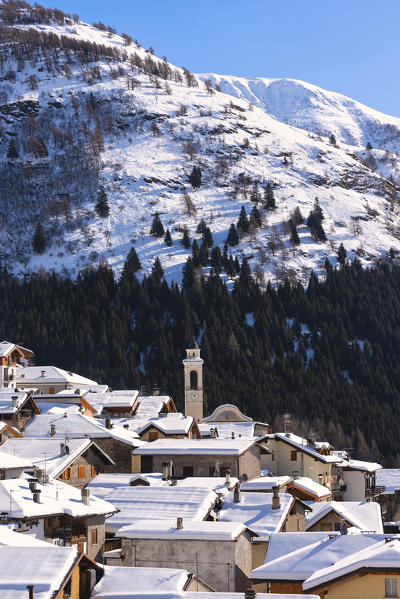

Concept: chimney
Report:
left=162, top=461, right=170, bottom=481
left=233, top=482, right=241, bottom=503
left=272, top=485, right=281, bottom=509
left=26, top=585, right=35, bottom=599
left=28, top=478, right=37, bottom=492
left=225, top=468, right=231, bottom=487
left=244, top=590, right=256, bottom=599
left=176, top=517, right=183, bottom=530
left=32, top=489, right=41, bottom=504
left=231, top=431, right=235, bottom=439
left=60, top=443, right=69, bottom=456
left=36, top=469, right=45, bottom=485
left=123, top=424, right=129, bottom=430
left=105, top=417, right=112, bottom=430
left=41, top=370, right=45, bottom=377
left=50, top=424, right=56, bottom=437
left=81, top=488, right=90, bottom=506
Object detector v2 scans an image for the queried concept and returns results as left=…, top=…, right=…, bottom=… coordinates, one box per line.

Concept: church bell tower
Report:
left=183, top=341, right=204, bottom=421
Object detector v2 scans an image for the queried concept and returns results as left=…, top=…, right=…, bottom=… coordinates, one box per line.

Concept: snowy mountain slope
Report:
left=0, top=7, right=399, bottom=286
left=199, top=74, right=400, bottom=155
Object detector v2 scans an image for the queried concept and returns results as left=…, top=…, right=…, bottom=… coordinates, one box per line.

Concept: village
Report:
left=0, top=340, right=398, bottom=599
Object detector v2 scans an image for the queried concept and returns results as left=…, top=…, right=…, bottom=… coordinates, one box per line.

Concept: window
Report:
left=182, top=466, right=194, bottom=477
left=209, top=466, right=217, bottom=476
left=149, top=431, right=159, bottom=442
left=271, top=451, right=275, bottom=462
left=49, top=387, right=55, bottom=394
left=190, top=370, right=198, bottom=390
left=91, top=528, right=98, bottom=545
left=290, top=450, right=297, bottom=461
left=61, top=467, right=72, bottom=480
left=78, top=466, right=86, bottom=478
left=385, top=578, right=398, bottom=598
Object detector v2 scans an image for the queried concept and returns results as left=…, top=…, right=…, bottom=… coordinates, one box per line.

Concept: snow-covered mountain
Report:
left=0, top=5, right=400, bottom=285
left=199, top=74, right=400, bottom=155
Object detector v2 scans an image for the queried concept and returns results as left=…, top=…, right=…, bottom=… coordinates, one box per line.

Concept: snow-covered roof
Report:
left=251, top=533, right=387, bottom=581
left=0, top=450, right=32, bottom=470
left=303, top=538, right=400, bottom=591
left=135, top=438, right=257, bottom=456
left=0, top=391, right=30, bottom=414
left=0, top=545, right=78, bottom=599
left=261, top=531, right=340, bottom=563
left=134, top=396, right=172, bottom=419
left=0, top=476, right=117, bottom=519
left=218, top=492, right=294, bottom=536
left=103, top=486, right=218, bottom=532
left=241, top=476, right=292, bottom=491
left=0, top=437, right=114, bottom=478
left=91, top=565, right=191, bottom=598
left=118, top=519, right=247, bottom=541
left=376, top=468, right=400, bottom=494
left=0, top=341, right=33, bottom=358
left=288, top=477, right=332, bottom=499
left=207, top=422, right=256, bottom=439
left=340, top=458, right=382, bottom=472
left=306, top=500, right=383, bottom=533
left=16, top=365, right=98, bottom=386
left=0, top=422, right=21, bottom=437
left=86, top=390, right=139, bottom=411
left=86, top=473, right=167, bottom=499
left=35, top=402, right=82, bottom=415
left=176, top=477, right=238, bottom=497
left=273, top=433, right=340, bottom=464
left=0, top=525, right=52, bottom=547
left=23, top=412, right=143, bottom=446
left=134, top=413, right=193, bottom=435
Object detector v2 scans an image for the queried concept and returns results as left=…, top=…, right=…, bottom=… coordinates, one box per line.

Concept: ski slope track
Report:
left=0, top=13, right=399, bottom=286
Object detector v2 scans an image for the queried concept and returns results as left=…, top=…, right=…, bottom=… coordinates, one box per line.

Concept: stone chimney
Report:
left=233, top=482, right=241, bottom=503
left=81, top=488, right=90, bottom=506
left=41, top=370, right=45, bottom=377
left=60, top=443, right=69, bottom=456
left=50, top=424, right=56, bottom=437
left=36, top=469, right=45, bottom=485
left=272, top=485, right=281, bottom=510
left=11, top=396, right=19, bottom=409
left=177, top=517, right=183, bottom=530
left=28, top=479, right=37, bottom=492
left=32, top=489, right=41, bottom=504
left=105, top=417, right=112, bottom=429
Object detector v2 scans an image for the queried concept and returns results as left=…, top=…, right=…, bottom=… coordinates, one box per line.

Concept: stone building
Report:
left=134, top=437, right=265, bottom=479
left=114, top=519, right=253, bottom=592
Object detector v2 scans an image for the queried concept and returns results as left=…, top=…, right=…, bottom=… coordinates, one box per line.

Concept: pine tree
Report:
left=191, top=239, right=200, bottom=267
left=366, top=142, right=373, bottom=151
left=33, top=222, right=46, bottom=254
left=199, top=240, right=209, bottom=266
left=210, top=246, right=222, bottom=272
left=222, top=243, right=229, bottom=269
left=196, top=219, right=207, bottom=235
left=250, top=206, right=262, bottom=227
left=188, top=165, right=202, bottom=189
left=203, top=227, right=213, bottom=248
left=150, top=212, right=165, bottom=238
left=182, top=256, right=195, bottom=287
left=237, top=206, right=249, bottom=233
left=181, top=227, right=191, bottom=249
left=121, top=246, right=141, bottom=279
left=239, top=257, right=252, bottom=286
left=250, top=182, right=261, bottom=204
left=264, top=183, right=276, bottom=209
left=95, top=186, right=110, bottom=217
left=291, top=206, right=304, bottom=226
left=329, top=133, right=337, bottom=145
left=7, top=138, right=18, bottom=160
left=164, top=229, right=173, bottom=246
left=152, top=256, right=164, bottom=278
left=307, top=199, right=326, bottom=242
left=226, top=223, right=239, bottom=246
left=337, top=243, right=347, bottom=267
left=289, top=220, right=300, bottom=245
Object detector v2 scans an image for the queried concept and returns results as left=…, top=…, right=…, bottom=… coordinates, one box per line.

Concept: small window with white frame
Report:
left=385, top=577, right=398, bottom=598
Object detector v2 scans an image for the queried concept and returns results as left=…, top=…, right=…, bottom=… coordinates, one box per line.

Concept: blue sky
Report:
left=40, top=0, right=400, bottom=116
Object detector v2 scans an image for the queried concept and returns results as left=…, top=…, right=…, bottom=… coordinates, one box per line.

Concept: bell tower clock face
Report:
left=189, top=390, right=200, bottom=401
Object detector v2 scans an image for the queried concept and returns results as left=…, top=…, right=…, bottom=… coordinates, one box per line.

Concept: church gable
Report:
left=202, top=404, right=253, bottom=423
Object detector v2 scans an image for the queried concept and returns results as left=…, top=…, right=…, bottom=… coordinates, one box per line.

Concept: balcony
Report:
left=365, top=485, right=385, bottom=497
